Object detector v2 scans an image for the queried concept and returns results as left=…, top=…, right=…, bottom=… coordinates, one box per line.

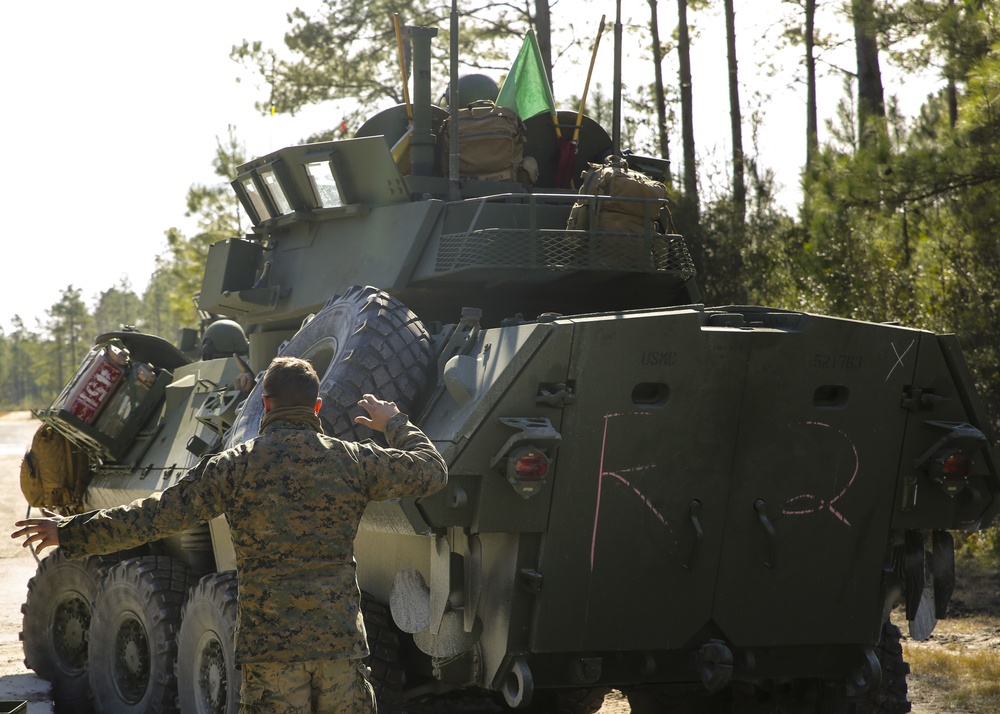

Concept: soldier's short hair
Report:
left=262, top=357, right=320, bottom=407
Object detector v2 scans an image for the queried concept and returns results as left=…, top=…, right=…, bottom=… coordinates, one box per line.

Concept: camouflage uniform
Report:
left=241, top=660, right=376, bottom=713
left=57, top=405, right=447, bottom=711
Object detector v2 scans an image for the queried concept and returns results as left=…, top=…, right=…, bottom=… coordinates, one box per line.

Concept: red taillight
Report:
left=505, top=447, right=551, bottom=498
left=940, top=452, right=972, bottom=481
left=931, top=449, right=973, bottom=496
left=515, top=452, right=548, bottom=479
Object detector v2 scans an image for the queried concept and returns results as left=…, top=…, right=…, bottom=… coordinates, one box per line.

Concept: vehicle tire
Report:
left=20, top=550, right=116, bottom=710
left=226, top=285, right=433, bottom=447
left=362, top=592, right=408, bottom=714
left=177, top=571, right=240, bottom=714
left=857, top=621, right=911, bottom=714
left=88, top=556, right=196, bottom=714
left=520, top=687, right=610, bottom=713
left=627, top=689, right=730, bottom=714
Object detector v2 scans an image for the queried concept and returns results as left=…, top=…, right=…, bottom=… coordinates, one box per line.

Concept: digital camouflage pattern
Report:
left=57, top=406, right=447, bottom=663
left=240, top=659, right=376, bottom=713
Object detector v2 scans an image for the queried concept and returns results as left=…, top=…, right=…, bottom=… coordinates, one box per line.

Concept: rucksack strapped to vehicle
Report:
left=20, top=423, right=91, bottom=513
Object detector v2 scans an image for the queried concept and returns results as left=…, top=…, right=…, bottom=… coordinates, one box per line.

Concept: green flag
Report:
left=495, top=30, right=556, bottom=120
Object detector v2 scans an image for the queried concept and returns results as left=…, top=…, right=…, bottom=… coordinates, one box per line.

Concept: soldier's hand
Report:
left=233, top=372, right=255, bottom=393
left=355, top=394, right=400, bottom=433
left=11, top=508, right=63, bottom=553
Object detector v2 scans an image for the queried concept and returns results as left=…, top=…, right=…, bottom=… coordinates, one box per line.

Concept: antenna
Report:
left=448, top=0, right=461, bottom=200
left=611, top=0, right=623, bottom=166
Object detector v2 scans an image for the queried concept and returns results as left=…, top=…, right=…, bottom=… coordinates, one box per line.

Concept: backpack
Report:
left=441, top=100, right=527, bottom=182
left=19, top=423, right=91, bottom=513
left=567, top=158, right=670, bottom=233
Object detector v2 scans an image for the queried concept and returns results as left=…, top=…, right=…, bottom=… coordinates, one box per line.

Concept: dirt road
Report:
left=0, top=412, right=54, bottom=712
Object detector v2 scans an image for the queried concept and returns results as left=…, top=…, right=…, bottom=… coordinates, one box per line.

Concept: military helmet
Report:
left=201, top=319, right=249, bottom=360
left=444, top=74, right=500, bottom=108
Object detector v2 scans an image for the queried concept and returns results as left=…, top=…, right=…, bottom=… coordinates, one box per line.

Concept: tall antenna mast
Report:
left=611, top=0, right=623, bottom=165
left=448, top=0, right=461, bottom=200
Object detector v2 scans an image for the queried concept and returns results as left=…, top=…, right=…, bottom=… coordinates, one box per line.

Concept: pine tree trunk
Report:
left=648, top=0, right=671, bottom=172
left=852, top=0, right=885, bottom=148
left=806, top=0, right=818, bottom=174
left=946, top=0, right=958, bottom=128
left=535, top=0, right=553, bottom=89
left=677, top=0, right=699, bottom=213
left=724, top=0, right=745, bottom=227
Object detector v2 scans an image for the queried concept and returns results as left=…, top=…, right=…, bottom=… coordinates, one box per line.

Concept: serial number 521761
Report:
left=813, top=354, right=863, bottom=370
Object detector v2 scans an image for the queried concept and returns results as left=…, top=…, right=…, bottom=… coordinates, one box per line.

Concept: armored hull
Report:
left=20, top=20, right=1000, bottom=714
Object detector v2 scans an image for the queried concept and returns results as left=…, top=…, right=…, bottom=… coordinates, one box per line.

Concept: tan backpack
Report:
left=567, top=158, right=670, bottom=234
left=19, top=424, right=91, bottom=513
left=441, top=100, right=527, bottom=182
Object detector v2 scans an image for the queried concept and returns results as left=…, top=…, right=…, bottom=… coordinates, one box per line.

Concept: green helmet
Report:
left=201, top=319, right=249, bottom=360
left=444, top=74, right=500, bottom=108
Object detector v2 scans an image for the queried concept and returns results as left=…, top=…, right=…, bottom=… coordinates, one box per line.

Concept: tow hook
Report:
left=846, top=648, right=881, bottom=696
left=694, top=640, right=733, bottom=693
left=502, top=657, right=534, bottom=708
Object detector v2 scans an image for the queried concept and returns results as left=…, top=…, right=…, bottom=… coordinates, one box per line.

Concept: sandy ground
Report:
left=0, top=412, right=54, bottom=712
left=0, top=409, right=993, bottom=713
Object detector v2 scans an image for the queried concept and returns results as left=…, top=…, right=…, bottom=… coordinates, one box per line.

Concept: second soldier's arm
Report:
left=55, top=451, right=241, bottom=560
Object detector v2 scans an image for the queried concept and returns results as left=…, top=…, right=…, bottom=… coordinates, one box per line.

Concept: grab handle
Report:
left=754, top=499, right=776, bottom=569
left=683, top=499, right=703, bottom=571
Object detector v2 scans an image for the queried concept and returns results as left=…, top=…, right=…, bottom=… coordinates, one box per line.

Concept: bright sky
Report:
left=0, top=1, right=938, bottom=337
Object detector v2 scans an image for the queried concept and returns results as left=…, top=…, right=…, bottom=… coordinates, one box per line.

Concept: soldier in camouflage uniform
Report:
left=12, top=356, right=449, bottom=713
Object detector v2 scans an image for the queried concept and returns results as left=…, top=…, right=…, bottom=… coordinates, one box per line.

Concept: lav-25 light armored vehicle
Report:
left=20, top=11, right=1000, bottom=714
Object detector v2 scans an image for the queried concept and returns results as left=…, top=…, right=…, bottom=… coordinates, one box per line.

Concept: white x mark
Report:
left=885, top=339, right=915, bottom=382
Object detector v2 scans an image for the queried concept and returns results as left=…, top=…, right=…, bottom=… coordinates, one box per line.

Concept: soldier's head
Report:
left=261, top=357, right=321, bottom=413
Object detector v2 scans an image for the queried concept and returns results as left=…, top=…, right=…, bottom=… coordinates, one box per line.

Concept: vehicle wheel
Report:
left=177, top=571, right=240, bottom=714
left=856, top=621, right=911, bottom=713
left=88, top=556, right=196, bottom=714
left=20, top=550, right=116, bottom=709
left=627, top=689, right=729, bottom=713
left=226, top=285, right=433, bottom=447
left=520, top=687, right=610, bottom=713
left=362, top=592, right=408, bottom=714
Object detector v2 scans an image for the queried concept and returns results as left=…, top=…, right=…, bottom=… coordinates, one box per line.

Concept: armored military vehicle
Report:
left=19, top=12, right=1000, bottom=714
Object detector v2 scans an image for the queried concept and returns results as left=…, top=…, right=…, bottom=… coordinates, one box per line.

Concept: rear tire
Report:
left=177, top=571, right=240, bottom=714
left=858, top=621, right=911, bottom=713
left=627, top=688, right=730, bottom=713
left=88, top=556, right=195, bottom=714
left=362, top=592, right=408, bottom=714
left=521, top=687, right=610, bottom=713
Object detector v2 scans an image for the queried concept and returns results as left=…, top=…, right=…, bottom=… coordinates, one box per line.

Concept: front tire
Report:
left=177, top=571, right=240, bottom=714
left=20, top=550, right=116, bottom=709
left=88, top=556, right=195, bottom=714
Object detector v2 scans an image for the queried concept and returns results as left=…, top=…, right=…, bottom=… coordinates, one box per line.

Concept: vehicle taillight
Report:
left=931, top=449, right=972, bottom=495
left=505, top=446, right=550, bottom=498
left=515, top=451, right=548, bottom=478
left=941, top=452, right=972, bottom=480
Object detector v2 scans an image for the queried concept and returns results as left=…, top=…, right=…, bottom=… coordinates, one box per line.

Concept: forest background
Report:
left=3, top=0, right=1000, bottom=470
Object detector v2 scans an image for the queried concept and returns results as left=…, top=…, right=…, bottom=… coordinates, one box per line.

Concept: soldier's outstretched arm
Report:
left=11, top=509, right=63, bottom=553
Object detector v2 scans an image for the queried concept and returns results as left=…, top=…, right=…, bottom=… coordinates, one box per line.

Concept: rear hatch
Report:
left=530, top=306, right=994, bottom=657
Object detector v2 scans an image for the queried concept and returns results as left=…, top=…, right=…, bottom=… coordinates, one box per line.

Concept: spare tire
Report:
left=226, top=285, right=433, bottom=447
